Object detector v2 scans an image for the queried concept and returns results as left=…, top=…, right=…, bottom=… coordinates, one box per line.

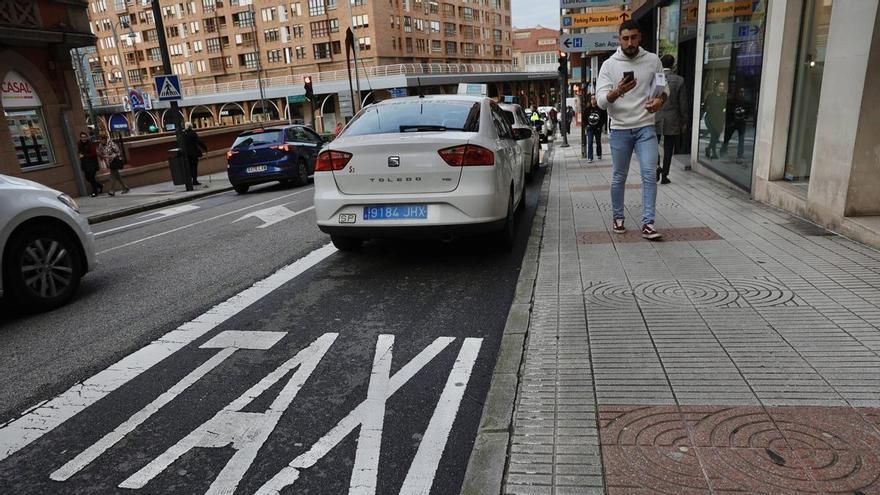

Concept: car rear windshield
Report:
left=342, top=100, right=481, bottom=137
left=232, top=130, right=282, bottom=148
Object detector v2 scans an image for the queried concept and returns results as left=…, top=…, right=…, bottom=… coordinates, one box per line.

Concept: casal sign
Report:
left=1, top=71, right=41, bottom=109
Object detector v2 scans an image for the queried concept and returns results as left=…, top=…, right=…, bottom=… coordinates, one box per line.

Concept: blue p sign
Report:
left=562, top=17, right=572, bottom=27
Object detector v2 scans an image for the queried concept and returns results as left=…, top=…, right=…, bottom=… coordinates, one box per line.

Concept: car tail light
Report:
left=226, top=150, right=239, bottom=160
left=438, top=145, right=494, bottom=166
left=315, top=150, right=353, bottom=171
left=271, top=144, right=291, bottom=152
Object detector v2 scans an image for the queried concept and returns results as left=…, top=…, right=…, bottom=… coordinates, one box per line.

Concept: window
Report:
left=172, top=62, right=189, bottom=75
left=192, top=40, right=203, bottom=52
left=351, top=0, right=368, bottom=5
left=291, top=24, right=304, bottom=37
left=265, top=28, right=279, bottom=42
left=310, top=20, right=338, bottom=37
left=358, top=36, right=371, bottom=50
left=267, top=49, right=283, bottom=62
left=444, top=22, right=455, bottom=36
left=166, top=25, right=180, bottom=38
left=239, top=52, right=260, bottom=69
left=343, top=100, right=480, bottom=137
left=429, top=21, right=439, bottom=34
left=206, top=37, right=221, bottom=53
left=195, top=60, right=207, bottom=73
left=147, top=47, right=162, bottom=60
left=445, top=40, right=456, bottom=55
left=233, top=11, right=254, bottom=27
left=291, top=2, right=302, bottom=16
left=308, top=0, right=325, bottom=16
left=403, top=16, right=412, bottom=32
left=262, top=7, right=277, bottom=21
left=352, top=14, right=369, bottom=28
left=313, top=42, right=331, bottom=59
left=295, top=45, right=306, bottom=59
left=2, top=79, right=62, bottom=171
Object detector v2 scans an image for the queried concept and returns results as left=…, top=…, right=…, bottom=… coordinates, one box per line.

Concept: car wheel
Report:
left=233, top=184, right=249, bottom=194
left=294, top=159, right=309, bottom=186
left=331, top=235, right=363, bottom=252
left=494, top=189, right=515, bottom=251
left=4, top=224, right=83, bottom=312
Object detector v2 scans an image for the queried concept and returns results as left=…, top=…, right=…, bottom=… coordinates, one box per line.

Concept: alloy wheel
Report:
left=20, top=238, right=75, bottom=299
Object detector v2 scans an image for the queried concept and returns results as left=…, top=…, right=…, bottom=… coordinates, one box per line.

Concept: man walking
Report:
left=655, top=54, right=688, bottom=184
left=585, top=95, right=607, bottom=163
left=596, top=20, right=668, bottom=240
left=182, top=122, right=208, bottom=186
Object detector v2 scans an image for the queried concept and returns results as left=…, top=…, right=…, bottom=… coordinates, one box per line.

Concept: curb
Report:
left=460, top=143, right=555, bottom=495
left=86, top=186, right=234, bottom=224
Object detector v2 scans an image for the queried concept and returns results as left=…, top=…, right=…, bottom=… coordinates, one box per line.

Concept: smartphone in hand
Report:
left=623, top=71, right=635, bottom=83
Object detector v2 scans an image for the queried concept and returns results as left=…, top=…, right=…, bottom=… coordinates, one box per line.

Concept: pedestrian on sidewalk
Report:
left=596, top=20, right=668, bottom=240
left=182, top=122, right=208, bottom=186
left=77, top=131, right=102, bottom=197
left=585, top=95, right=607, bottom=162
left=703, top=81, right=726, bottom=160
left=548, top=106, right=558, bottom=135
left=655, top=54, right=688, bottom=185
left=97, top=132, right=130, bottom=196
left=721, top=86, right=750, bottom=163
left=564, top=106, right=575, bottom=136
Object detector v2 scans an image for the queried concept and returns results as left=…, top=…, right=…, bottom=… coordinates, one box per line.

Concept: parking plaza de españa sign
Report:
left=155, top=75, right=182, bottom=101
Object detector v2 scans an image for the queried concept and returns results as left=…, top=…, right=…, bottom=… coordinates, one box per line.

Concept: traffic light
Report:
left=557, top=52, right=568, bottom=79
left=303, top=75, right=314, bottom=100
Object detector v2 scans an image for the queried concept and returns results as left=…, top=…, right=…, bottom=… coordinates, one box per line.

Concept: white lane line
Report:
left=232, top=205, right=315, bottom=229
left=94, top=204, right=201, bottom=237
left=96, top=187, right=314, bottom=255
left=400, top=338, right=483, bottom=495
left=0, top=242, right=336, bottom=463
left=255, top=336, right=456, bottom=495
left=118, top=333, right=337, bottom=494
left=50, top=330, right=287, bottom=482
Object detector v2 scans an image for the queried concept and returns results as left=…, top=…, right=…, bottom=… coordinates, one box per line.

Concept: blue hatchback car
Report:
left=226, top=125, right=326, bottom=194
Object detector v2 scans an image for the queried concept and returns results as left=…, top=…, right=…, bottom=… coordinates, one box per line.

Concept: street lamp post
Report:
left=72, top=48, right=99, bottom=133
left=108, top=19, right=139, bottom=136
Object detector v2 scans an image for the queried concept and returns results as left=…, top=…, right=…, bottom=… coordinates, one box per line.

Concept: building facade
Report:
left=614, top=0, right=880, bottom=248
left=512, top=26, right=558, bottom=73
left=85, top=0, right=513, bottom=131
left=0, top=0, right=96, bottom=196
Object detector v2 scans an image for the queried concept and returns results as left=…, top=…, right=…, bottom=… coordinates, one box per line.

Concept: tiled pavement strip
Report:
left=464, top=132, right=880, bottom=494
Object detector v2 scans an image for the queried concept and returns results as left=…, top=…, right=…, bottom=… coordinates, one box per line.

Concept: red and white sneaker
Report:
left=641, top=223, right=662, bottom=240
left=612, top=218, right=626, bottom=234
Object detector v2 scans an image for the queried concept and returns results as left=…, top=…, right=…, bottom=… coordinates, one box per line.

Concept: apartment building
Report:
left=87, top=0, right=514, bottom=104
left=512, top=27, right=558, bottom=73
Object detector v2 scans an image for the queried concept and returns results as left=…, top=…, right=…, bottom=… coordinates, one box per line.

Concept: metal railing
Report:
left=90, top=62, right=527, bottom=107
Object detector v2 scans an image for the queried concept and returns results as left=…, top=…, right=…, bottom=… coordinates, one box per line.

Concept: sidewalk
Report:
left=77, top=172, right=232, bottom=224
left=466, top=133, right=880, bottom=494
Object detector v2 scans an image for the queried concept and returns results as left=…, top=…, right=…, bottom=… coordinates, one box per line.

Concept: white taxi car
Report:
left=314, top=95, right=532, bottom=251
left=0, top=175, right=97, bottom=312
left=500, top=103, right=540, bottom=180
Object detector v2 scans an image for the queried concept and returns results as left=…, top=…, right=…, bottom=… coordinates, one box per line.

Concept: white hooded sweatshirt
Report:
left=596, top=47, right=668, bottom=130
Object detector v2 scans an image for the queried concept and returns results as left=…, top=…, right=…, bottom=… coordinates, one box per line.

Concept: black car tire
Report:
left=331, top=235, right=363, bottom=251
left=233, top=184, right=250, bottom=194
left=494, top=189, right=515, bottom=251
left=4, top=224, right=83, bottom=312
left=293, top=159, right=309, bottom=186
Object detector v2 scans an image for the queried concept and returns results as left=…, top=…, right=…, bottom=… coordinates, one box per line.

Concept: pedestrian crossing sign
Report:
left=155, top=75, right=182, bottom=101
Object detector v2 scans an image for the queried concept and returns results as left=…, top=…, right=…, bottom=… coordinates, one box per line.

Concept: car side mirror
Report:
left=513, top=128, right=533, bottom=141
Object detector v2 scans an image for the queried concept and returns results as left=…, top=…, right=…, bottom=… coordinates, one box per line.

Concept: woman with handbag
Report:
left=97, top=132, right=130, bottom=196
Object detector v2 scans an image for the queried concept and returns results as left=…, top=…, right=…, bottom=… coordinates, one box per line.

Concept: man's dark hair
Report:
left=661, top=54, right=675, bottom=68
left=619, top=20, right=640, bottom=34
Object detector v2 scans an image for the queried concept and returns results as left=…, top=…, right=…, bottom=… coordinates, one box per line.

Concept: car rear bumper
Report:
left=314, top=171, right=510, bottom=238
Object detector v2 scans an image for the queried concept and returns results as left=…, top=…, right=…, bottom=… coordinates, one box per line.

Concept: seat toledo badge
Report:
left=388, top=156, right=400, bottom=167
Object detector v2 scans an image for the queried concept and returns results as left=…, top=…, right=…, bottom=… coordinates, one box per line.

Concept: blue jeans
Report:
left=610, top=125, right=659, bottom=225
left=587, top=127, right=602, bottom=160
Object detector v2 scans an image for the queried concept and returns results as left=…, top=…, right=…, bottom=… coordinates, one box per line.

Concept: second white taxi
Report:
left=314, top=95, right=532, bottom=251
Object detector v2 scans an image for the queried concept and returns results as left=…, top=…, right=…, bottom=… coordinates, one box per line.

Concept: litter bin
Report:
left=168, top=148, right=189, bottom=186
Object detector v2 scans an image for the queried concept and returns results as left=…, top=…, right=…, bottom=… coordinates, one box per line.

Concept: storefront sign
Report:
left=559, top=0, right=629, bottom=9
left=707, top=0, right=753, bottom=20
left=109, top=114, right=130, bottom=131
left=287, top=94, right=309, bottom=104
left=705, top=21, right=761, bottom=44
left=561, top=9, right=631, bottom=29
left=561, top=32, right=620, bottom=53
left=1, top=71, right=41, bottom=109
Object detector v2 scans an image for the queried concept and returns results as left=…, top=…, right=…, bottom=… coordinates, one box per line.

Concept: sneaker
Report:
left=656, top=168, right=662, bottom=182
left=588, top=158, right=594, bottom=163
left=612, top=218, right=626, bottom=234
left=661, top=177, right=671, bottom=185
left=121, top=188, right=130, bottom=194
left=641, top=223, right=663, bottom=240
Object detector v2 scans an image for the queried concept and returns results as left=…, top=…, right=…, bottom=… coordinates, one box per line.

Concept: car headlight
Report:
left=58, top=194, right=80, bottom=213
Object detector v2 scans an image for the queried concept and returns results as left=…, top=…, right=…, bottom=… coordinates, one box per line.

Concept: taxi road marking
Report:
left=0, top=243, right=336, bottom=462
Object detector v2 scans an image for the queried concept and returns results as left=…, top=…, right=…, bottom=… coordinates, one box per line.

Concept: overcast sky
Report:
left=511, top=0, right=560, bottom=30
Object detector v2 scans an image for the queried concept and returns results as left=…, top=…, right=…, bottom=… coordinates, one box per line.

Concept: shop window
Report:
left=2, top=71, right=54, bottom=170
left=698, top=0, right=767, bottom=191
left=784, top=0, right=834, bottom=184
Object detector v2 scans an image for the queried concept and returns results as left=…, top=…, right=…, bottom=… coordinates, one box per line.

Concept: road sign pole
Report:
left=151, top=0, right=192, bottom=191
left=581, top=55, right=588, bottom=158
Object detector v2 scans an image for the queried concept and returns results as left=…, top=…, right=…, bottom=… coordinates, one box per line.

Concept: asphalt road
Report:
left=0, top=164, right=545, bottom=494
